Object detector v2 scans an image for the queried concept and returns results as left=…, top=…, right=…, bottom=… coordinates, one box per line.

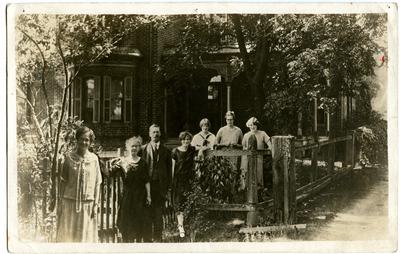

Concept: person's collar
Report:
left=201, top=131, right=209, bottom=136
left=151, top=141, right=160, bottom=149
left=71, top=150, right=94, bottom=162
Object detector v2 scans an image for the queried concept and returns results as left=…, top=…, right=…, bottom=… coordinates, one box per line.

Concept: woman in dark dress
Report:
left=172, top=131, right=196, bottom=238
left=111, top=136, right=151, bottom=242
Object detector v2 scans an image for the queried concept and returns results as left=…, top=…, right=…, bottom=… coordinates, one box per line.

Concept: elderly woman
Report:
left=57, top=126, right=102, bottom=242
left=191, top=118, right=216, bottom=158
left=111, top=136, right=151, bottom=243
left=240, top=117, right=272, bottom=190
left=172, top=131, right=196, bottom=238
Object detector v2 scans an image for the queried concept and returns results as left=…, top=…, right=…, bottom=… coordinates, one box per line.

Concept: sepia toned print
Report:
left=7, top=2, right=397, bottom=253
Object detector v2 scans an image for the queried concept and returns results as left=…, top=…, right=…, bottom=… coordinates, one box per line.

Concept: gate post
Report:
left=246, top=135, right=259, bottom=226
left=272, top=136, right=296, bottom=224
left=345, top=132, right=355, bottom=168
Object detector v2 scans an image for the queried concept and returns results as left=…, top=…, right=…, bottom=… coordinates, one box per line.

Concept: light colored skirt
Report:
left=56, top=198, right=98, bottom=242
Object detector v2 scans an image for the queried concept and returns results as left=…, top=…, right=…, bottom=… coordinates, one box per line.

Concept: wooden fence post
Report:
left=351, top=132, right=356, bottom=168
left=327, top=131, right=335, bottom=174
left=272, top=136, right=296, bottom=224
left=245, top=134, right=259, bottom=226
left=345, top=133, right=354, bottom=168
left=311, top=147, right=318, bottom=181
left=246, top=150, right=258, bottom=226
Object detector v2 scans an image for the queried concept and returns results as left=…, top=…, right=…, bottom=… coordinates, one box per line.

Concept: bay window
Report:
left=72, top=74, right=134, bottom=123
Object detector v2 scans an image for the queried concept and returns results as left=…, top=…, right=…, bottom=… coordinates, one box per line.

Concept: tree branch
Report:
left=16, top=91, right=45, bottom=143
left=18, top=28, right=53, bottom=140
left=49, top=24, right=70, bottom=212
left=88, top=33, right=125, bottom=64
left=230, top=14, right=253, bottom=81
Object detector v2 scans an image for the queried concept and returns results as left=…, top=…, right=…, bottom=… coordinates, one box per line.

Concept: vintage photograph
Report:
left=7, top=2, right=396, bottom=252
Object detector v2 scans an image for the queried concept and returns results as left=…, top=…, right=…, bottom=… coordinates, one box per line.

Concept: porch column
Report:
left=227, top=82, right=231, bottom=111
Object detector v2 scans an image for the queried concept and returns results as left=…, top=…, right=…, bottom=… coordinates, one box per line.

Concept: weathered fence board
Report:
left=272, top=136, right=296, bottom=225
left=295, top=135, right=352, bottom=152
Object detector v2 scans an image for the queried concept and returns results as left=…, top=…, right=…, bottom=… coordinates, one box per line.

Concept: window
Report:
left=103, top=76, right=111, bottom=122
left=73, top=77, right=82, bottom=119
left=103, top=75, right=134, bottom=123
left=124, top=76, right=133, bottom=122
left=317, top=108, right=325, bottom=124
left=74, top=74, right=133, bottom=123
left=82, top=77, right=100, bottom=123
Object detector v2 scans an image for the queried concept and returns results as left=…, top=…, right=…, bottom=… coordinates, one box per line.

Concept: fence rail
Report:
left=60, top=133, right=358, bottom=242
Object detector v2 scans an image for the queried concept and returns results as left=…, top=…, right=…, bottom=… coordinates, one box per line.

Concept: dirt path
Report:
left=307, top=167, right=388, bottom=241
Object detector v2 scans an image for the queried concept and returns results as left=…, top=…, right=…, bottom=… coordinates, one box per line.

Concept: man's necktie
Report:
left=154, top=145, right=159, bottom=162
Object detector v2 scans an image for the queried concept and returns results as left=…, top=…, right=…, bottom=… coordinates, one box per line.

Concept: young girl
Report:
left=191, top=118, right=216, bottom=158
left=112, top=136, right=151, bottom=242
left=172, top=131, right=196, bottom=238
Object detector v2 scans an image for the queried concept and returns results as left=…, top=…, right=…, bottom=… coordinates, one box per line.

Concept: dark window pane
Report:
left=125, top=77, right=132, bottom=98
left=94, top=100, right=99, bottom=122
left=74, top=80, right=81, bottom=98
left=74, top=100, right=81, bottom=118
left=104, top=100, right=110, bottom=122
left=125, top=100, right=131, bottom=122
left=104, top=77, right=111, bottom=99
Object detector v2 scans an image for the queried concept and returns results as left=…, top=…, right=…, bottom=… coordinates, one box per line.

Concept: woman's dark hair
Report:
left=178, top=131, right=193, bottom=141
left=75, top=126, right=95, bottom=143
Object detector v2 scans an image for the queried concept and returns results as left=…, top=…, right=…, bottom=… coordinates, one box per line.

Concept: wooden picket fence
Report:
left=96, top=159, right=176, bottom=243
left=204, top=133, right=357, bottom=232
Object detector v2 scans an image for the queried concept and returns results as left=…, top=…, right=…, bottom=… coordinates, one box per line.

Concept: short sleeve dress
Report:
left=240, top=130, right=271, bottom=188
left=215, top=126, right=244, bottom=169
left=171, top=146, right=196, bottom=211
left=116, top=158, right=150, bottom=242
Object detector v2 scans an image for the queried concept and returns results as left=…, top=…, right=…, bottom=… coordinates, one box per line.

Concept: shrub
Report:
left=17, top=115, right=102, bottom=241
left=355, top=113, right=387, bottom=166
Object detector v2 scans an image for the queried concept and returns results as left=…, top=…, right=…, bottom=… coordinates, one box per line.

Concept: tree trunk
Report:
left=19, top=29, right=53, bottom=140
left=49, top=33, right=71, bottom=212
left=230, top=14, right=269, bottom=117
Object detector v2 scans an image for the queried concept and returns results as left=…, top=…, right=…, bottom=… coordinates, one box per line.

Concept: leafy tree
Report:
left=15, top=14, right=164, bottom=240
left=158, top=14, right=386, bottom=135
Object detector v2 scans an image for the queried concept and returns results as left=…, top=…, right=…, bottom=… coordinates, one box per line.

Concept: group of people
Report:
left=56, top=111, right=272, bottom=243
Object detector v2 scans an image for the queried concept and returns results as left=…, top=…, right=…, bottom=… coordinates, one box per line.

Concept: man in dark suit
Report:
left=142, top=124, right=172, bottom=242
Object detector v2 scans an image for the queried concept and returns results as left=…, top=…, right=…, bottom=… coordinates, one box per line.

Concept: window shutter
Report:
left=124, top=76, right=133, bottom=123
left=93, top=76, right=101, bottom=123
left=103, top=76, right=111, bottom=123
left=73, top=77, right=82, bottom=119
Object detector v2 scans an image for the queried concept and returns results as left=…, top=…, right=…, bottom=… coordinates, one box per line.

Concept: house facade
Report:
left=67, top=22, right=358, bottom=147
left=68, top=23, right=240, bottom=148
left=18, top=21, right=358, bottom=149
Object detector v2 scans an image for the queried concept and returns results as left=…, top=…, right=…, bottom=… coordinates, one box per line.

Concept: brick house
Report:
left=68, top=22, right=243, bottom=148
left=18, top=21, right=358, bottom=149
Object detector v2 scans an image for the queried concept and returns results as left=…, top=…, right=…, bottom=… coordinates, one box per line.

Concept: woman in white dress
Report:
left=191, top=118, right=216, bottom=158
left=240, top=117, right=272, bottom=190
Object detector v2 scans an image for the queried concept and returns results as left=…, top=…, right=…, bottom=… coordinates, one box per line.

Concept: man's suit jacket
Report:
left=142, top=142, right=172, bottom=198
